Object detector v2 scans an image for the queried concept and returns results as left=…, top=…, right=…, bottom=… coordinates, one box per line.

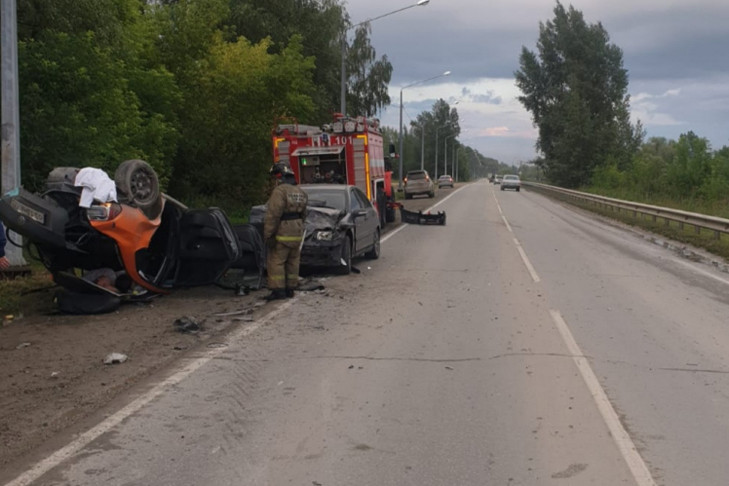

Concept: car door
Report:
left=173, top=208, right=241, bottom=287
left=349, top=187, right=377, bottom=255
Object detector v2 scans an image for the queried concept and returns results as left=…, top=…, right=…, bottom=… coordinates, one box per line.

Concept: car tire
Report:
left=334, top=235, right=352, bottom=275
left=516, top=187, right=520, bottom=192
left=428, top=191, right=435, bottom=198
left=114, top=159, right=162, bottom=214
left=405, top=193, right=412, bottom=200
left=500, top=186, right=504, bottom=191
left=365, top=228, right=380, bottom=259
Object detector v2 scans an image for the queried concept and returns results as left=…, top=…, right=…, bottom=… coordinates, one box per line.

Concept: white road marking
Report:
left=492, top=187, right=540, bottom=282
left=5, top=301, right=297, bottom=486
left=514, top=238, right=541, bottom=283
left=549, top=309, right=658, bottom=486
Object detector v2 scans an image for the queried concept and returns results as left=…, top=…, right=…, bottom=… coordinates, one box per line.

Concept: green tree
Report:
left=345, top=24, right=393, bottom=117
left=665, top=131, right=712, bottom=198
left=227, top=0, right=345, bottom=121
left=408, top=99, right=460, bottom=175
left=17, top=0, right=180, bottom=190
left=630, top=137, right=673, bottom=197
left=168, top=34, right=317, bottom=208
left=515, top=1, right=641, bottom=188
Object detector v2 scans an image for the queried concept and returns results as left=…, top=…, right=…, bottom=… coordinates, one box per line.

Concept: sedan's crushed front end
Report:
left=301, top=207, right=352, bottom=268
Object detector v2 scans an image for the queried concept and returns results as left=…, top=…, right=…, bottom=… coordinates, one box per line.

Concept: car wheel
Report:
left=516, top=187, right=520, bottom=192
left=405, top=193, right=412, bottom=200
left=114, top=160, right=161, bottom=212
left=334, top=235, right=352, bottom=275
left=500, top=186, right=504, bottom=191
left=365, top=228, right=380, bottom=259
left=429, top=191, right=435, bottom=198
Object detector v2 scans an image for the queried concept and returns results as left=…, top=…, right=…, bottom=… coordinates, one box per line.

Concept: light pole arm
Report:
left=356, top=1, right=428, bottom=26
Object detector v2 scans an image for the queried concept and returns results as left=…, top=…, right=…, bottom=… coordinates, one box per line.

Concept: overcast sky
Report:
left=343, top=0, right=729, bottom=165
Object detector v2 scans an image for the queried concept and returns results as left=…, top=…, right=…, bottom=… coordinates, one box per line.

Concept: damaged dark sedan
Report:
left=251, top=184, right=381, bottom=274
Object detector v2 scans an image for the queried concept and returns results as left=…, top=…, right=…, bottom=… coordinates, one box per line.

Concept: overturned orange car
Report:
left=0, top=160, right=245, bottom=310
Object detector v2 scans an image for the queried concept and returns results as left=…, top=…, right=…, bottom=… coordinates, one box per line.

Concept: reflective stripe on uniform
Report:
left=275, top=235, right=302, bottom=242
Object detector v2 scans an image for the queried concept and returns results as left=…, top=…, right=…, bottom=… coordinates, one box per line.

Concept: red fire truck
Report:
left=272, top=114, right=398, bottom=225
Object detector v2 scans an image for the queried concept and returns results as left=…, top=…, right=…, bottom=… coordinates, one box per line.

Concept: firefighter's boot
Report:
left=264, top=289, right=287, bottom=301
left=285, top=288, right=295, bottom=298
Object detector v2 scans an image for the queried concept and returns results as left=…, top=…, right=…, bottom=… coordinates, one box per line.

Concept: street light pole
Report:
left=340, top=0, right=430, bottom=115
left=434, top=125, right=440, bottom=179
left=444, top=134, right=455, bottom=176
left=433, top=100, right=458, bottom=180
left=1, top=0, right=27, bottom=267
left=420, top=124, right=425, bottom=170
left=398, top=70, right=450, bottom=189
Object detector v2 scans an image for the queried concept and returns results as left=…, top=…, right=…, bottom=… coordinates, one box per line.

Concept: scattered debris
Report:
left=299, top=279, right=325, bottom=292
left=207, top=343, right=228, bottom=349
left=103, top=352, right=128, bottom=365
left=400, top=207, right=446, bottom=225
left=174, top=316, right=201, bottom=333
left=16, top=342, right=31, bottom=350
left=50, top=371, right=60, bottom=378
left=213, top=308, right=253, bottom=317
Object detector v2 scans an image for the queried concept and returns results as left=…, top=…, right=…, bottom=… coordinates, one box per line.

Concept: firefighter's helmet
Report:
left=270, top=163, right=293, bottom=178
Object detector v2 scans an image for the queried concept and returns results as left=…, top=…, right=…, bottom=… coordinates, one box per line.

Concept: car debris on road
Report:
left=399, top=207, right=446, bottom=225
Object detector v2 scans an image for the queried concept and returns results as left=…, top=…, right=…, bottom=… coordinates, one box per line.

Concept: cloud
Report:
left=347, top=0, right=729, bottom=156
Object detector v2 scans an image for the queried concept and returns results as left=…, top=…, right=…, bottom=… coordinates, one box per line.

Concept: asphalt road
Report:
left=8, top=181, right=729, bottom=485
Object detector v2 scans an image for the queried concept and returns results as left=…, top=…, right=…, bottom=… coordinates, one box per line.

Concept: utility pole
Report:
left=1, top=0, right=27, bottom=267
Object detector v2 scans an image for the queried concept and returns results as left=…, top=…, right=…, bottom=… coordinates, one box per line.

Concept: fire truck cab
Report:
left=272, top=115, right=397, bottom=225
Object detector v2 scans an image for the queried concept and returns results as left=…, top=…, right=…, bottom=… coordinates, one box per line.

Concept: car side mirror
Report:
left=353, top=209, right=368, bottom=218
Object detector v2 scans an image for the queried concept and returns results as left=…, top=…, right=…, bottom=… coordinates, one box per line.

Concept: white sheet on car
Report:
left=74, top=167, right=118, bottom=207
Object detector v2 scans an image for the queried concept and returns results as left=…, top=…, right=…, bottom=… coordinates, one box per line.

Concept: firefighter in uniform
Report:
left=263, top=163, right=308, bottom=300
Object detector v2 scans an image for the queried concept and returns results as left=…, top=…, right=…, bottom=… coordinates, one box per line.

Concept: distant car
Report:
left=250, top=184, right=380, bottom=275
left=438, top=174, right=454, bottom=188
left=494, top=175, right=502, bottom=184
left=403, top=170, right=435, bottom=199
left=500, top=174, right=521, bottom=191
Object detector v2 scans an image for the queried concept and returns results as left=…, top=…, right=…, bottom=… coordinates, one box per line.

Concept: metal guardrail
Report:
left=522, top=181, right=729, bottom=240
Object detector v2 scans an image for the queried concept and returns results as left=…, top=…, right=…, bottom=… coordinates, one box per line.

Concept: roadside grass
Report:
left=581, top=187, right=729, bottom=221
left=0, top=251, right=56, bottom=318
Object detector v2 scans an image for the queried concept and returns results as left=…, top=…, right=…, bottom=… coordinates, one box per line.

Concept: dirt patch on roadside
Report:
left=0, top=284, right=270, bottom=472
